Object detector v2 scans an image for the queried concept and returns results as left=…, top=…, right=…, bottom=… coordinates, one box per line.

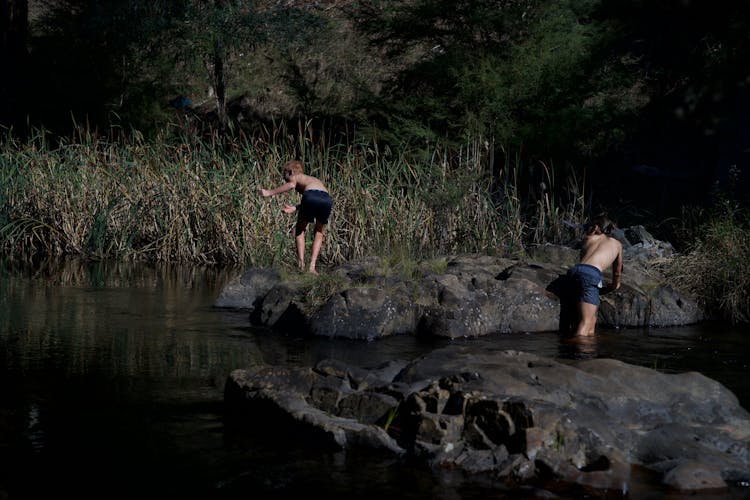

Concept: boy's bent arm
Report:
left=611, top=243, right=623, bottom=289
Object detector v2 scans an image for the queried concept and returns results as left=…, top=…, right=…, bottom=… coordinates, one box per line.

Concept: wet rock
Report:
left=663, top=461, right=728, bottom=491
left=216, top=227, right=705, bottom=337
left=225, top=346, right=750, bottom=494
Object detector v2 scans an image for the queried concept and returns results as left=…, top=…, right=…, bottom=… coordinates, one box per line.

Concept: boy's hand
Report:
left=258, top=188, right=271, bottom=197
left=281, top=204, right=296, bottom=214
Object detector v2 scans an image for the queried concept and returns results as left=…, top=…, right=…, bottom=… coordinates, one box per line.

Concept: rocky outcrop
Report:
left=215, top=226, right=704, bottom=338
left=225, top=346, right=750, bottom=495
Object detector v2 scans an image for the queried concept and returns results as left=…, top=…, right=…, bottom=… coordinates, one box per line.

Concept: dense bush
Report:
left=667, top=200, right=750, bottom=324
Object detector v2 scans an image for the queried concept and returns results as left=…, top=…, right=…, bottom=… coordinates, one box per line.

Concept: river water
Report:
left=1, top=260, right=749, bottom=499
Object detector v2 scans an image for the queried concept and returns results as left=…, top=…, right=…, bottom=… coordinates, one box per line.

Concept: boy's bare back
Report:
left=293, top=173, right=327, bottom=194
left=580, top=233, right=622, bottom=272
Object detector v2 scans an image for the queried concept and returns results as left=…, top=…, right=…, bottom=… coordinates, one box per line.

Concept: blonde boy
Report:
left=259, top=160, right=333, bottom=274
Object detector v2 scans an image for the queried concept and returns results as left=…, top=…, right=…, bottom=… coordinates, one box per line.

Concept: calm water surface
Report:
left=1, top=260, right=749, bottom=499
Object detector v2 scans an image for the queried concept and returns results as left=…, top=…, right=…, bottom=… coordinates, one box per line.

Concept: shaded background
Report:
left=2, top=0, right=749, bottom=224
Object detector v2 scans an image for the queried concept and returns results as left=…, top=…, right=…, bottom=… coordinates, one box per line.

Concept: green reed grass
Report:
left=666, top=200, right=750, bottom=324
left=1, top=124, right=587, bottom=268
left=531, top=160, right=586, bottom=245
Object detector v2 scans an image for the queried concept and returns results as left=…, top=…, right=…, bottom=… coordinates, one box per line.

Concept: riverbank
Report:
left=215, top=226, right=704, bottom=337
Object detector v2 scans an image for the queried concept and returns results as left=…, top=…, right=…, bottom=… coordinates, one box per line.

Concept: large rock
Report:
left=215, top=226, right=704, bottom=338
left=214, top=267, right=281, bottom=309
left=225, top=346, right=750, bottom=495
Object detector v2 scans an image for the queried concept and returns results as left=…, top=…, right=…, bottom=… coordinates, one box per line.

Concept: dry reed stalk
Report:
left=2, top=124, right=588, bottom=267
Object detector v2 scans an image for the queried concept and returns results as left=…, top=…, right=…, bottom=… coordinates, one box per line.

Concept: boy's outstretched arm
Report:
left=258, top=181, right=295, bottom=198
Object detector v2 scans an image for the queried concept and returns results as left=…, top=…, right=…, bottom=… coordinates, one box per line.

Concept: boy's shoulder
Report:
left=607, top=234, right=623, bottom=246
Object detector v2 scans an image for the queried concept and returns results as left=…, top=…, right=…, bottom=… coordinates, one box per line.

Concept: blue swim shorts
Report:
left=566, top=263, right=603, bottom=306
left=299, top=189, right=333, bottom=225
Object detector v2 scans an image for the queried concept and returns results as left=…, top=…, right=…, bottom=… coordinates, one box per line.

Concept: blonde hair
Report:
left=283, top=160, right=304, bottom=176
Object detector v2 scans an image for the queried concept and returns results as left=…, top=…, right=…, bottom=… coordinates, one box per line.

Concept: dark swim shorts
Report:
left=298, top=189, right=333, bottom=224
left=566, top=263, right=603, bottom=306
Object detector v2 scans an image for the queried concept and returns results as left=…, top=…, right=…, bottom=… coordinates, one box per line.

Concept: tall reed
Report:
left=666, top=200, right=750, bottom=324
left=530, top=160, right=586, bottom=245
left=1, top=124, right=587, bottom=268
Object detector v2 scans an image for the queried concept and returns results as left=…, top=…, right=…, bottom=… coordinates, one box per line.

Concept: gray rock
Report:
left=225, top=346, right=750, bottom=494
left=214, top=267, right=281, bottom=309
left=309, top=286, right=418, bottom=340
left=215, top=226, right=705, bottom=337
left=663, top=461, right=727, bottom=491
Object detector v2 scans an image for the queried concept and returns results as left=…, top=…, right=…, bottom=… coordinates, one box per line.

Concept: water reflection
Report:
left=0, top=258, right=258, bottom=381
left=558, top=333, right=601, bottom=359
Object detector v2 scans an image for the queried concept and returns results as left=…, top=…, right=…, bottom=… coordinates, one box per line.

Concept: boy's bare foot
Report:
left=308, top=268, right=318, bottom=275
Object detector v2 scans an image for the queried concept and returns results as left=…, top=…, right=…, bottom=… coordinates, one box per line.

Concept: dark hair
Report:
left=585, top=214, right=615, bottom=235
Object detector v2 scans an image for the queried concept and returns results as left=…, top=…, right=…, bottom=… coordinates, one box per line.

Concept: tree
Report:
left=169, top=0, right=267, bottom=134
left=1, top=0, right=29, bottom=133
left=18, top=0, right=165, bottom=135
left=350, top=0, right=647, bottom=162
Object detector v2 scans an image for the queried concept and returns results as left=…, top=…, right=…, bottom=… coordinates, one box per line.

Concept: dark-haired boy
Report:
left=566, top=214, right=623, bottom=336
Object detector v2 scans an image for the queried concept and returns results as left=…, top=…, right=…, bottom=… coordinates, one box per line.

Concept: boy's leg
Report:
left=308, top=222, right=325, bottom=274
left=294, top=219, right=307, bottom=271
left=575, top=301, right=598, bottom=336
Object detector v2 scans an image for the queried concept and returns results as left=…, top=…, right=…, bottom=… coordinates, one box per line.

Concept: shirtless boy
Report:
left=259, top=160, right=333, bottom=274
left=566, top=214, right=623, bottom=336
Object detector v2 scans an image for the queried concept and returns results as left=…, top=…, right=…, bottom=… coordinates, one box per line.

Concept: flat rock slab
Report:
left=225, top=346, right=750, bottom=495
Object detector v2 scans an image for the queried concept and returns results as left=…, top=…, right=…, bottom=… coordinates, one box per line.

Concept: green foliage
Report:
left=296, top=271, right=349, bottom=312
left=351, top=0, right=650, bottom=162
left=25, top=0, right=134, bottom=133
left=14, top=0, right=750, bottom=183
left=383, top=404, right=399, bottom=433
left=553, top=430, right=565, bottom=451
left=667, top=200, right=750, bottom=324
left=0, top=123, right=587, bottom=266
left=6, top=0, right=750, bottom=267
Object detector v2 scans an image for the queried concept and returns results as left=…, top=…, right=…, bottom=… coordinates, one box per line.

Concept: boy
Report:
left=258, top=160, right=333, bottom=274
left=566, top=214, right=623, bottom=336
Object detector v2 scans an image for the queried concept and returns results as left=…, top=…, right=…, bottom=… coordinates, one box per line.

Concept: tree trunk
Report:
left=213, top=36, right=227, bottom=134
left=211, top=0, right=227, bottom=134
